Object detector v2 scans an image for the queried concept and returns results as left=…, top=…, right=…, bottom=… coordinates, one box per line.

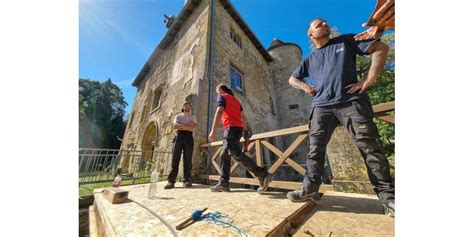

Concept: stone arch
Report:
left=141, top=120, right=159, bottom=164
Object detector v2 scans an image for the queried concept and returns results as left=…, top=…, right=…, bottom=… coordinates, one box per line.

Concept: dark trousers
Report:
left=304, top=98, right=395, bottom=204
left=168, top=131, right=194, bottom=183
left=219, top=126, right=264, bottom=185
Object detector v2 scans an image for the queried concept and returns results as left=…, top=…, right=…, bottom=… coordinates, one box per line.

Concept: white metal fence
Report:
left=79, top=148, right=172, bottom=185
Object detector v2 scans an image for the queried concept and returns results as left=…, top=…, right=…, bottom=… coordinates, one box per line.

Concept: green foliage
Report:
left=357, top=33, right=395, bottom=156
left=79, top=79, right=128, bottom=149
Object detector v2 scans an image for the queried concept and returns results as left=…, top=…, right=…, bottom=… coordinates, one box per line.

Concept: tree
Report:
left=79, top=79, right=128, bottom=149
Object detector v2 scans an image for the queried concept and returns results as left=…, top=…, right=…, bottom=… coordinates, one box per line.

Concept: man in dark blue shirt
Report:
left=287, top=18, right=395, bottom=217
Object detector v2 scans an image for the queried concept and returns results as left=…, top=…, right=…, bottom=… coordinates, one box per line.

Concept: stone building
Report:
left=119, top=0, right=311, bottom=179
left=119, top=0, right=378, bottom=194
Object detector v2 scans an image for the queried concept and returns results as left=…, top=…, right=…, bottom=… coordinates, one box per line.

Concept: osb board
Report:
left=294, top=191, right=394, bottom=237
left=94, top=182, right=308, bottom=236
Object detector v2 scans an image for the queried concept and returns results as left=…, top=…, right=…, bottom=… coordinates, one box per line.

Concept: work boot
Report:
left=183, top=181, right=192, bottom=188
left=164, top=182, right=175, bottom=189
left=210, top=182, right=230, bottom=192
left=383, top=201, right=395, bottom=218
left=256, top=168, right=273, bottom=194
left=286, top=185, right=321, bottom=202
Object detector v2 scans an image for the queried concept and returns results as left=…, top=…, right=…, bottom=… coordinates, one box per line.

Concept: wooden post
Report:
left=255, top=139, right=263, bottom=167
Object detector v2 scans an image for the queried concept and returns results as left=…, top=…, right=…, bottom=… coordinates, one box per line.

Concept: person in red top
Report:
left=208, top=83, right=272, bottom=193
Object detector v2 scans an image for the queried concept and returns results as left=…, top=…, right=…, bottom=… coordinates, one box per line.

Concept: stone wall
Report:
left=204, top=0, right=279, bottom=174
left=267, top=43, right=313, bottom=180
left=210, top=0, right=278, bottom=137
left=121, top=0, right=210, bottom=177
left=326, top=126, right=375, bottom=194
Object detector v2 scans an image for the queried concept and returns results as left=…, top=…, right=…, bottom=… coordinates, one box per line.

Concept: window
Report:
left=229, top=30, right=242, bottom=48
left=230, top=67, right=243, bottom=95
left=289, top=104, right=299, bottom=110
left=269, top=97, right=276, bottom=115
left=152, top=88, right=163, bottom=110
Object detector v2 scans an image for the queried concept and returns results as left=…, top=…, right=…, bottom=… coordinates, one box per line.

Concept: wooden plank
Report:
left=372, top=101, right=394, bottom=113
left=247, top=141, right=256, bottom=151
left=268, top=134, right=307, bottom=174
left=255, top=140, right=263, bottom=167
left=212, top=160, right=221, bottom=175
left=266, top=201, right=318, bottom=237
left=211, top=147, right=224, bottom=175
left=285, top=159, right=307, bottom=176
left=249, top=125, right=308, bottom=141
left=375, top=114, right=395, bottom=123
left=229, top=161, right=239, bottom=175
left=261, top=140, right=282, bottom=156
left=200, top=175, right=334, bottom=192
left=211, top=146, right=224, bottom=161
left=261, top=140, right=306, bottom=176
left=200, top=125, right=309, bottom=148
left=88, top=205, right=99, bottom=237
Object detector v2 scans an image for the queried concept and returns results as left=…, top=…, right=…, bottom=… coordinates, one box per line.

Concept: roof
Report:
left=267, top=38, right=303, bottom=56
left=132, top=0, right=273, bottom=87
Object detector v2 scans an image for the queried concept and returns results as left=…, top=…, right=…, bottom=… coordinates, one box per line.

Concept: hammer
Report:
left=175, top=207, right=208, bottom=230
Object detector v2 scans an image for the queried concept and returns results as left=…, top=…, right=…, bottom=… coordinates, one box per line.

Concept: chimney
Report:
left=164, top=15, right=175, bottom=28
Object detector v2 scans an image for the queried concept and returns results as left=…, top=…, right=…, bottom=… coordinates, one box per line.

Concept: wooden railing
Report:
left=199, top=101, right=394, bottom=191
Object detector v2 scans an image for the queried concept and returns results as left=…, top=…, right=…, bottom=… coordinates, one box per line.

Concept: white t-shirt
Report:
left=173, top=113, right=197, bottom=131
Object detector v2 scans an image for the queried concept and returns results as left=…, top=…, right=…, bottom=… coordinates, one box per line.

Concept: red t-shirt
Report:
left=217, top=93, right=243, bottom=128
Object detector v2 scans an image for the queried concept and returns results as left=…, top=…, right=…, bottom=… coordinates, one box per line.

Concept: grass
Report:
left=79, top=177, right=168, bottom=196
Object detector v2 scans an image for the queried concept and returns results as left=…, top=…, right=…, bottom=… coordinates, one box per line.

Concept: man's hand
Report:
left=355, top=26, right=384, bottom=41
left=208, top=130, right=217, bottom=142
left=345, top=80, right=373, bottom=94
left=289, top=76, right=316, bottom=97
left=304, top=85, right=316, bottom=96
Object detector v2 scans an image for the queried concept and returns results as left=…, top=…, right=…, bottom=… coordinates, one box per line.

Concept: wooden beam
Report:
left=200, top=125, right=309, bottom=148
left=255, top=140, right=263, bottom=167
left=261, top=140, right=306, bottom=176
left=284, top=159, right=307, bottom=176
left=266, top=201, right=318, bottom=237
left=201, top=148, right=213, bottom=173
left=249, top=125, right=308, bottom=141
left=211, top=147, right=224, bottom=162
left=229, top=161, right=257, bottom=178
left=268, top=134, right=307, bottom=174
left=200, top=175, right=333, bottom=192
left=372, top=101, right=395, bottom=113
left=209, top=147, right=224, bottom=175
left=247, top=141, right=256, bottom=151
left=375, top=114, right=395, bottom=123
left=229, top=161, right=239, bottom=175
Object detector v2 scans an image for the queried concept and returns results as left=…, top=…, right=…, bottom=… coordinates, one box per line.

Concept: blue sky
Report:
left=80, top=0, right=376, bottom=115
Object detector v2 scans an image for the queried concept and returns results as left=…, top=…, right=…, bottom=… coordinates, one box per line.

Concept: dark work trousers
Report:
left=304, top=98, right=395, bottom=205
left=167, top=131, right=194, bottom=183
left=219, top=126, right=264, bottom=185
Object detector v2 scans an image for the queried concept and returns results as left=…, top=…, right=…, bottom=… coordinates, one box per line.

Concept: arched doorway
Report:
left=141, top=121, right=159, bottom=168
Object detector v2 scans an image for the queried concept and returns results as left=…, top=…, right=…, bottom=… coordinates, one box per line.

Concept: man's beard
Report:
left=324, top=28, right=330, bottom=37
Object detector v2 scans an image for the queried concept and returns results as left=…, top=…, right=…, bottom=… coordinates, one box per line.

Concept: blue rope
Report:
left=191, top=210, right=249, bottom=237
